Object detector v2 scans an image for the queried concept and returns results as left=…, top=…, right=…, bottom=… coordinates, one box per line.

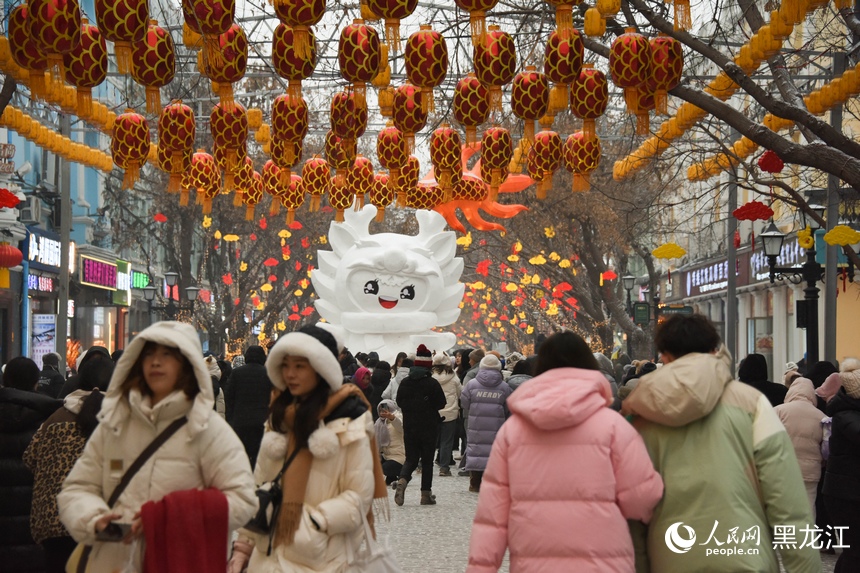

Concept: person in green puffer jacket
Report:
left=622, top=314, right=821, bottom=573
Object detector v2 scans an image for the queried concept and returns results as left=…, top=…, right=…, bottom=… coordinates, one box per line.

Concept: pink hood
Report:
left=508, top=367, right=613, bottom=431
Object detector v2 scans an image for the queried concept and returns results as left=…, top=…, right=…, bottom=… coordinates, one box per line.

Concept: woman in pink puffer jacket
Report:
left=466, top=332, right=663, bottom=573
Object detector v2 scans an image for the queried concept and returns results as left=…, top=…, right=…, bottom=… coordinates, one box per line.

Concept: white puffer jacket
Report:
left=434, top=369, right=462, bottom=422
left=244, top=411, right=376, bottom=573
left=58, top=322, right=257, bottom=571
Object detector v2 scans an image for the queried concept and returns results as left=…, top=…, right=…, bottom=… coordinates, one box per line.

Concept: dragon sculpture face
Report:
left=311, top=204, right=465, bottom=362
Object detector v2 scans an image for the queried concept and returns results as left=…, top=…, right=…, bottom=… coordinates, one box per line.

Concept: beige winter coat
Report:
left=58, top=321, right=257, bottom=571
left=244, top=411, right=376, bottom=573
left=775, top=378, right=824, bottom=483
left=434, top=369, right=462, bottom=422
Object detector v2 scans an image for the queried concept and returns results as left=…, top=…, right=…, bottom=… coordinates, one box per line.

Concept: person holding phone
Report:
left=58, top=321, right=257, bottom=571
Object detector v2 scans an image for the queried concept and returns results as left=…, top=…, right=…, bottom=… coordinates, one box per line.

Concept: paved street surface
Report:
left=375, top=466, right=838, bottom=573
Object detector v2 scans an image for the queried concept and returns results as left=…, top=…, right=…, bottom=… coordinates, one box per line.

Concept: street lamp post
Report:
left=142, top=271, right=200, bottom=321
left=760, top=205, right=826, bottom=364
left=622, top=274, right=635, bottom=356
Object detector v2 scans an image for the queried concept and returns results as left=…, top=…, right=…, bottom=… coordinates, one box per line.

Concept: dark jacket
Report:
left=225, top=346, right=271, bottom=467
left=396, top=367, right=446, bottom=435
left=0, top=387, right=61, bottom=571
left=36, top=367, right=65, bottom=399
left=823, top=391, right=860, bottom=500
left=58, top=346, right=112, bottom=398
left=369, top=368, right=392, bottom=420
left=738, top=354, right=786, bottom=406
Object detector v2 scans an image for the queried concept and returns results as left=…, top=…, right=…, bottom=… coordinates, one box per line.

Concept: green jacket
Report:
left=623, top=349, right=820, bottom=573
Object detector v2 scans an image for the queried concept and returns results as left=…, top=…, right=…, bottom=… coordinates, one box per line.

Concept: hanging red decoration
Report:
left=187, top=0, right=235, bottom=71
left=272, top=93, right=309, bottom=181
left=430, top=123, right=462, bottom=200
left=392, top=83, right=427, bottom=153
left=473, top=25, right=516, bottom=113
left=186, top=150, right=219, bottom=212
left=570, top=63, right=609, bottom=139
left=369, top=172, right=394, bottom=221
left=158, top=102, right=196, bottom=193
left=377, top=121, right=408, bottom=196
left=609, top=28, right=652, bottom=117
left=274, top=0, right=324, bottom=60
left=366, top=0, right=417, bottom=53
left=206, top=23, right=247, bottom=110
left=263, top=257, right=279, bottom=267
left=758, top=149, right=784, bottom=173
left=96, top=0, right=147, bottom=75
left=511, top=65, right=550, bottom=144
left=649, top=34, right=683, bottom=115
left=544, top=28, right=584, bottom=114
left=263, top=153, right=289, bottom=216
left=0, top=189, right=21, bottom=209
left=396, top=155, right=421, bottom=207
left=210, top=102, right=248, bottom=179
left=346, top=156, right=375, bottom=210
left=454, top=0, right=497, bottom=46
left=481, top=126, right=513, bottom=200
left=8, top=5, right=48, bottom=97
left=409, top=184, right=444, bottom=210
left=282, top=174, right=305, bottom=225
left=243, top=170, right=263, bottom=220
left=131, top=19, right=176, bottom=114
left=330, top=91, right=368, bottom=165
left=564, top=131, right=601, bottom=192
left=405, top=24, right=448, bottom=113
left=325, top=130, right=352, bottom=188
left=232, top=156, right=255, bottom=206
left=338, top=19, right=381, bottom=108
left=0, top=244, right=24, bottom=268
left=63, top=18, right=107, bottom=117
left=112, top=110, right=151, bottom=190
left=272, top=24, right=317, bottom=100
left=302, top=156, right=330, bottom=212
left=529, top=128, right=562, bottom=199
left=153, top=213, right=168, bottom=222
left=733, top=200, right=775, bottom=221
left=329, top=175, right=355, bottom=222
left=453, top=73, right=489, bottom=146
left=28, top=0, right=81, bottom=82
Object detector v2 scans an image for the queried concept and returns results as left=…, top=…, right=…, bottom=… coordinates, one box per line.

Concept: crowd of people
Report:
left=0, top=314, right=857, bottom=572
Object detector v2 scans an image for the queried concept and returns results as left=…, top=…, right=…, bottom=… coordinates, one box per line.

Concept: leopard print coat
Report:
left=22, top=405, right=86, bottom=544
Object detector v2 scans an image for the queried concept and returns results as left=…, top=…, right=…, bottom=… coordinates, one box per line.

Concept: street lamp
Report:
left=141, top=272, right=200, bottom=321
left=760, top=220, right=825, bottom=364
left=622, top=274, right=635, bottom=356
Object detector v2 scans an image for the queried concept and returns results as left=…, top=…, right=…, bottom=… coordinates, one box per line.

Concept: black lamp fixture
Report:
left=142, top=271, right=200, bottom=320
left=621, top=274, right=635, bottom=354
left=761, top=217, right=825, bottom=364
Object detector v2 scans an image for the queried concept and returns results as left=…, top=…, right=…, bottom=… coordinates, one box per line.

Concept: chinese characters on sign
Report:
left=80, top=256, right=117, bottom=290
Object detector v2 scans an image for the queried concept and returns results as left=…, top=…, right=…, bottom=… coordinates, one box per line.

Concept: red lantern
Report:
left=232, top=156, right=255, bottom=206
left=454, top=0, right=498, bottom=46
left=131, top=20, right=175, bottom=114
left=544, top=29, right=583, bottom=113
left=366, top=0, right=417, bottom=53
left=0, top=244, right=24, bottom=267
left=329, top=176, right=355, bottom=222
left=370, top=172, right=394, bottom=221
left=28, top=0, right=81, bottom=81
left=243, top=170, right=263, bottom=220
left=330, top=91, right=368, bottom=164
left=409, top=184, right=444, bottom=210
left=96, top=0, right=147, bottom=74
left=377, top=122, right=408, bottom=195
left=210, top=102, right=248, bottom=175
left=564, top=131, right=601, bottom=192
left=635, top=81, right=656, bottom=136
left=511, top=66, right=549, bottom=143
left=281, top=174, right=305, bottom=225
left=112, top=110, right=150, bottom=190
left=529, top=129, right=562, bottom=199
left=338, top=20, right=381, bottom=108
left=758, top=149, right=784, bottom=173
left=609, top=28, right=652, bottom=116
left=392, top=83, right=427, bottom=153
left=158, top=102, right=195, bottom=193
left=325, top=130, right=351, bottom=188
left=63, top=18, right=107, bottom=117
left=649, top=34, right=683, bottom=115
left=473, top=25, right=516, bottom=112
left=263, top=159, right=288, bottom=216
left=270, top=138, right=303, bottom=186
left=157, top=146, right=191, bottom=194
left=453, top=73, right=490, bottom=146
left=405, top=25, right=448, bottom=112
left=187, top=0, right=235, bottom=70
left=271, top=94, right=308, bottom=171
left=430, top=123, right=462, bottom=199
left=302, top=156, right=330, bottom=212
left=481, top=126, right=513, bottom=200
left=206, top=23, right=247, bottom=110
left=453, top=176, right=486, bottom=201
left=272, top=24, right=316, bottom=99
left=346, top=156, right=374, bottom=210
left=186, top=149, right=219, bottom=211
left=274, top=0, right=325, bottom=60
left=396, top=155, right=420, bottom=207
left=570, top=62, right=609, bottom=138
left=8, top=5, right=48, bottom=97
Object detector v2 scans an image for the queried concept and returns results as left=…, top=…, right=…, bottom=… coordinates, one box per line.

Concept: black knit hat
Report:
left=414, top=344, right=433, bottom=368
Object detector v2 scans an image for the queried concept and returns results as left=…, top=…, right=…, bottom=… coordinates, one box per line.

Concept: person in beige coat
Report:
left=774, top=377, right=824, bottom=517
left=228, top=325, right=387, bottom=573
left=57, top=321, right=257, bottom=572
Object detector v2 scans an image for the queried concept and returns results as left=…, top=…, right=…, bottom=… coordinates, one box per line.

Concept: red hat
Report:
left=414, top=344, right=433, bottom=368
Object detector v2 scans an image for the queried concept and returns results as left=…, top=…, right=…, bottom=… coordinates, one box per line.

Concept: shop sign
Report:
left=27, top=273, right=55, bottom=293
left=31, top=314, right=56, bottom=369
left=633, top=302, right=651, bottom=326
left=750, top=238, right=802, bottom=283
left=683, top=252, right=752, bottom=298
left=0, top=143, right=16, bottom=159
left=131, top=270, right=150, bottom=289
left=26, top=229, right=62, bottom=272
left=113, top=260, right=131, bottom=306
left=80, top=255, right=117, bottom=290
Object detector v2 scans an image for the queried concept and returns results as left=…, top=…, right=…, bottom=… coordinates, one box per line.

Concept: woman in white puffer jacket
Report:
left=432, top=353, right=461, bottom=477
left=58, top=321, right=257, bottom=571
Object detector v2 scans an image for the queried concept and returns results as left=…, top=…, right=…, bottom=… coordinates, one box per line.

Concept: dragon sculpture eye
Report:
left=364, top=280, right=379, bottom=295
left=400, top=285, right=415, bottom=300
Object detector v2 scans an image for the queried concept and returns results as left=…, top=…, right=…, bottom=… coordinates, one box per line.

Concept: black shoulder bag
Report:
left=73, top=416, right=188, bottom=573
left=244, top=445, right=303, bottom=555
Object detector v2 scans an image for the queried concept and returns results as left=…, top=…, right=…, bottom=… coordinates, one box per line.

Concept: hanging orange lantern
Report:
left=377, top=121, right=408, bottom=195
left=282, top=174, right=305, bottom=225
left=529, top=129, right=561, bottom=199
left=346, top=156, right=374, bottom=210
left=609, top=28, right=652, bottom=116
left=330, top=91, right=368, bottom=165
left=570, top=62, right=608, bottom=138
left=405, top=24, right=448, bottom=113
left=392, top=83, right=427, bottom=153
left=666, top=0, right=691, bottom=31
left=274, top=0, right=324, bottom=60
left=453, top=176, right=486, bottom=201
left=158, top=102, right=195, bottom=193
left=338, top=19, right=380, bottom=108
left=649, top=34, right=683, bottom=115
left=187, top=0, right=234, bottom=69
left=302, top=156, right=330, bottom=212
left=366, top=0, right=417, bottom=53
left=272, top=24, right=316, bottom=100
left=481, top=126, right=512, bottom=200
left=329, top=176, right=355, bottom=222
left=396, top=155, right=420, bottom=207
left=28, top=0, right=81, bottom=81
left=325, top=130, right=351, bottom=188
left=511, top=66, right=549, bottom=144
left=8, top=5, right=48, bottom=97
left=473, top=25, right=516, bottom=113
left=430, top=123, right=462, bottom=200
left=544, top=28, right=583, bottom=114
left=206, top=23, right=247, bottom=110
left=210, top=102, right=248, bottom=176
left=232, top=156, right=255, bottom=206
left=63, top=18, right=107, bottom=117
left=545, top=0, right=574, bottom=39
left=453, top=73, right=490, bottom=146
left=157, top=146, right=191, bottom=194
left=271, top=93, right=308, bottom=176
left=243, top=170, right=263, bottom=220
left=131, top=20, right=175, bottom=114
left=369, top=172, right=394, bottom=221
left=112, top=110, right=150, bottom=190
left=96, top=0, right=147, bottom=74
left=186, top=150, right=219, bottom=213
left=564, top=131, right=600, bottom=192
left=454, top=0, right=498, bottom=46
left=409, top=184, right=444, bottom=210
left=263, top=159, right=288, bottom=215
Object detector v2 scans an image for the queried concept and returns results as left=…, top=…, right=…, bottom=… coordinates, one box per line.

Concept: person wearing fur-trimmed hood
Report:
left=229, top=325, right=389, bottom=573
left=57, top=321, right=257, bottom=572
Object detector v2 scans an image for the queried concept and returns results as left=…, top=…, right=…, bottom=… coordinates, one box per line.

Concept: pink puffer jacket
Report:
left=466, top=367, right=663, bottom=573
